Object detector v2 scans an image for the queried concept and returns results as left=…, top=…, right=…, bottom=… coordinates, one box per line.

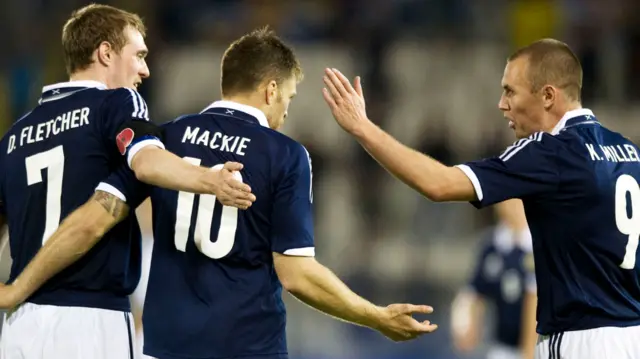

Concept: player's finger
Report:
left=325, top=68, right=349, bottom=98
left=354, top=76, right=364, bottom=98
left=228, top=179, right=253, bottom=195
left=332, top=69, right=356, bottom=95
left=234, top=200, right=252, bottom=209
left=322, top=88, right=337, bottom=109
left=228, top=187, right=256, bottom=202
left=223, top=162, right=244, bottom=172
left=323, top=75, right=341, bottom=102
left=416, top=321, right=438, bottom=333
left=401, top=304, right=434, bottom=314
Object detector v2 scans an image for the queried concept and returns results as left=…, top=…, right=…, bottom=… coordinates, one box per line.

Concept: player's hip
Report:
left=535, top=325, right=640, bottom=359
left=28, top=286, right=132, bottom=311
left=0, top=302, right=136, bottom=359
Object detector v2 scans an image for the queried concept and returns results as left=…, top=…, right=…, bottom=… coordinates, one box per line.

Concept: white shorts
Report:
left=0, top=303, right=135, bottom=359
left=488, top=344, right=521, bottom=359
left=535, top=325, right=640, bottom=359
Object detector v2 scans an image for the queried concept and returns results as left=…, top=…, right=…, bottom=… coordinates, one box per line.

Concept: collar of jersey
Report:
left=200, top=100, right=270, bottom=128
left=40, top=80, right=107, bottom=104
left=494, top=223, right=532, bottom=254
left=551, top=108, right=598, bottom=135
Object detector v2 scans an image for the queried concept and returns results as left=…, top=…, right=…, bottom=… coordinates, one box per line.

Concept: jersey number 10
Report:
left=173, top=157, right=240, bottom=259
left=616, top=174, right=640, bottom=270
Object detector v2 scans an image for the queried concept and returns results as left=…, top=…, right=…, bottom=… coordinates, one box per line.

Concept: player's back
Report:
left=0, top=81, right=149, bottom=311
left=143, top=101, right=313, bottom=359
left=526, top=112, right=640, bottom=334
left=469, top=226, right=533, bottom=348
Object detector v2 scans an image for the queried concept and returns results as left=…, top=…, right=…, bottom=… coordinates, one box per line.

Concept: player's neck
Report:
left=69, top=69, right=108, bottom=88
left=544, top=101, right=582, bottom=134
left=221, top=95, right=266, bottom=117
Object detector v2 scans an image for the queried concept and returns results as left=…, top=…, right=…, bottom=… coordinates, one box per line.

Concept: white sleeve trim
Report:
left=282, top=247, right=315, bottom=257
left=127, top=139, right=165, bottom=168
left=95, top=182, right=126, bottom=202
left=455, top=164, right=484, bottom=201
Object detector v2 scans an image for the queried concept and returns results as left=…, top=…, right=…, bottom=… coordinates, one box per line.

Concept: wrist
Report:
left=352, top=119, right=378, bottom=144
left=364, top=305, right=387, bottom=330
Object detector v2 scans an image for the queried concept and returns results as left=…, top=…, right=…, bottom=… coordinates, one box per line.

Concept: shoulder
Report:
left=103, top=88, right=146, bottom=104
left=499, top=132, right=563, bottom=161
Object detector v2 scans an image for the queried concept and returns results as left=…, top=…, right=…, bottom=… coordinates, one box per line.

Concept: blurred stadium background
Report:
left=1, top=0, right=639, bottom=358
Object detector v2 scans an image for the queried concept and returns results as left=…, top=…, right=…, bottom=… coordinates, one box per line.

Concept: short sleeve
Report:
left=95, top=165, right=152, bottom=209
left=270, top=143, right=315, bottom=256
left=101, top=88, right=165, bottom=167
left=456, top=132, right=560, bottom=208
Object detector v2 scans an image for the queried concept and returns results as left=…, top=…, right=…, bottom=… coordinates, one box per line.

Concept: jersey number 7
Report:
left=25, top=146, right=65, bottom=245
left=173, top=156, right=241, bottom=259
left=616, top=174, right=640, bottom=269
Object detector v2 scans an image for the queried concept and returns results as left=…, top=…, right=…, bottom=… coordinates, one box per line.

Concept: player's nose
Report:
left=140, top=64, right=150, bottom=79
left=498, top=96, right=508, bottom=111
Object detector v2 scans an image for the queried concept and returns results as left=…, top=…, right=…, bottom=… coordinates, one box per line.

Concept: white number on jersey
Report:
left=615, top=174, right=640, bottom=269
left=25, top=146, right=65, bottom=245
left=174, top=157, right=241, bottom=259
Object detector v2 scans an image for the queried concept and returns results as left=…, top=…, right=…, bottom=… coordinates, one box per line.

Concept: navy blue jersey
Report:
left=102, top=101, right=314, bottom=359
left=457, top=109, right=640, bottom=334
left=0, top=81, right=163, bottom=311
left=469, top=225, right=535, bottom=347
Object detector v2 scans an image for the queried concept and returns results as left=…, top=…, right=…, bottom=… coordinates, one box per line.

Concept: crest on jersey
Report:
left=116, top=128, right=135, bottom=155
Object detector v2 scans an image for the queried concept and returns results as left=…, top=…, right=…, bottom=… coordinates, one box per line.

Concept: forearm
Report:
left=130, top=146, right=214, bottom=194
left=283, top=259, right=382, bottom=329
left=355, top=122, right=471, bottom=202
left=11, top=192, right=128, bottom=302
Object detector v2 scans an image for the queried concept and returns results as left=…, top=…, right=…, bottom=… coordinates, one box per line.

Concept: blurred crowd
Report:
left=1, top=1, right=639, bottom=358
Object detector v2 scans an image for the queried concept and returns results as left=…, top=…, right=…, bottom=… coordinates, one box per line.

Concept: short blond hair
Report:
left=62, top=4, right=146, bottom=75
left=509, top=38, right=583, bottom=102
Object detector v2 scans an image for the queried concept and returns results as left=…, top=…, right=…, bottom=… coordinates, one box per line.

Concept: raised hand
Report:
left=322, top=68, right=371, bottom=136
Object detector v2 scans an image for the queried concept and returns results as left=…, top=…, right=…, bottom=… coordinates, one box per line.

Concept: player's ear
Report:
left=265, top=80, right=278, bottom=106
left=96, top=41, right=113, bottom=67
left=542, top=85, right=556, bottom=109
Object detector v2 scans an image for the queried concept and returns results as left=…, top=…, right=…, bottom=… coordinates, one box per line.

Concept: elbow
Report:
left=274, top=255, right=315, bottom=295
left=278, top=271, right=302, bottom=294
left=423, top=183, right=449, bottom=202
left=130, top=151, right=155, bottom=184
left=66, top=220, right=107, bottom=255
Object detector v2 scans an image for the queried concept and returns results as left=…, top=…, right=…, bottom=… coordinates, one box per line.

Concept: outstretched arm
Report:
left=322, top=68, right=476, bottom=202
left=273, top=253, right=437, bottom=342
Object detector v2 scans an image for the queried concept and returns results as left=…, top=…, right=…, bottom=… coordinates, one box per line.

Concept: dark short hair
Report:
left=221, top=26, right=303, bottom=96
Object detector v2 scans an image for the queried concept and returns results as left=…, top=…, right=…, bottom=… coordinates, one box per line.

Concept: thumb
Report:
left=223, top=162, right=244, bottom=172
